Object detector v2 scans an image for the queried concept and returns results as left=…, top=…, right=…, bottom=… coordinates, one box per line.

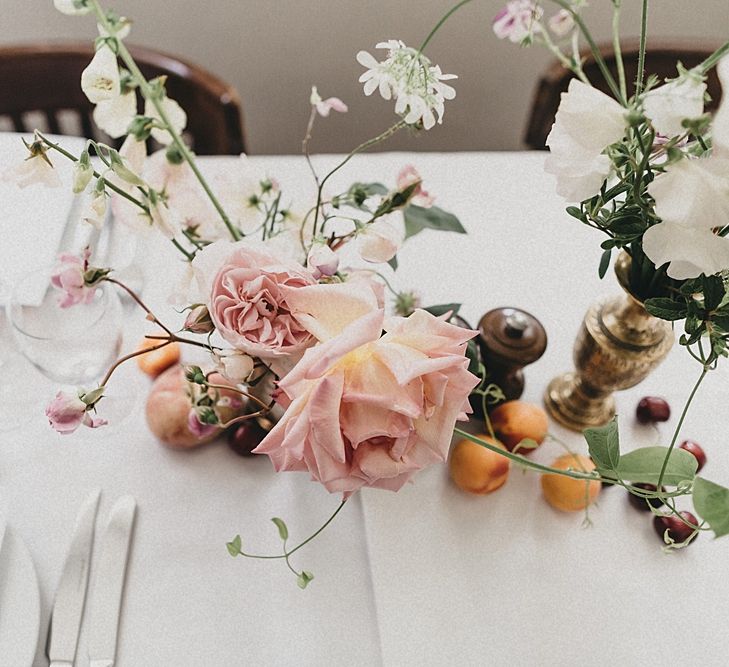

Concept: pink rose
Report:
left=210, top=245, right=318, bottom=358
left=397, top=165, right=435, bottom=208
left=253, top=309, right=479, bottom=495
left=50, top=248, right=97, bottom=308
left=45, top=389, right=107, bottom=434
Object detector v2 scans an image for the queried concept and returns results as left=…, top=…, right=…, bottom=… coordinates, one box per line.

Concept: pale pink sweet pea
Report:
left=358, top=216, right=404, bottom=263
left=306, top=243, right=340, bottom=278
left=45, top=390, right=107, bottom=434
left=50, top=248, right=97, bottom=308
left=397, top=165, right=435, bottom=208
left=310, top=86, right=348, bottom=117
left=209, top=245, right=318, bottom=359
left=493, top=1, right=543, bottom=43
left=548, top=9, right=574, bottom=37
left=253, top=309, right=479, bottom=496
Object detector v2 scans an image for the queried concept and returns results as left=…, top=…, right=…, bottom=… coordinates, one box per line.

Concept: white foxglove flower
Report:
left=357, top=40, right=457, bottom=130
left=548, top=9, right=575, bottom=37
left=642, top=68, right=707, bottom=138
left=81, top=45, right=120, bottom=104
left=2, top=152, right=62, bottom=189
left=358, top=215, right=404, bottom=263
left=307, top=242, right=339, bottom=278
left=144, top=96, right=187, bottom=145
left=545, top=79, right=626, bottom=202
left=53, top=0, right=91, bottom=15
left=72, top=156, right=93, bottom=193
left=310, top=86, right=348, bottom=117
left=642, top=57, right=729, bottom=279
left=118, top=134, right=147, bottom=175
left=93, top=90, right=137, bottom=138
left=492, top=1, right=543, bottom=43
left=83, top=188, right=108, bottom=229
left=98, top=18, right=132, bottom=40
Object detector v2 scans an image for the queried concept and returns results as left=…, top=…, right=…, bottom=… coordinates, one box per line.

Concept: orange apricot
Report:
left=136, top=338, right=181, bottom=377
left=490, top=400, right=549, bottom=453
left=541, top=454, right=601, bottom=512
left=449, top=434, right=510, bottom=495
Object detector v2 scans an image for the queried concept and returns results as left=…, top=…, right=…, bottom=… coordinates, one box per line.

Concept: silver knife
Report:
left=88, top=495, right=137, bottom=667
left=47, top=488, right=101, bottom=667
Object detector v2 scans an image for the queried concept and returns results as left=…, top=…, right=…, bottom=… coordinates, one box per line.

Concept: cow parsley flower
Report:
left=356, top=40, right=457, bottom=130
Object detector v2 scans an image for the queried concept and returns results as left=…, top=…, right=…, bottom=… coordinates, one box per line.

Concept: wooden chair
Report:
left=525, top=40, right=724, bottom=150
left=0, top=42, right=246, bottom=155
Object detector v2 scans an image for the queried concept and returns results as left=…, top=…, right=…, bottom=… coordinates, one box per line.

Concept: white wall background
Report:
left=1, top=1, right=728, bottom=154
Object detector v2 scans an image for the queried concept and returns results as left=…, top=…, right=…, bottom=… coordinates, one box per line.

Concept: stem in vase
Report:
left=635, top=0, right=649, bottom=95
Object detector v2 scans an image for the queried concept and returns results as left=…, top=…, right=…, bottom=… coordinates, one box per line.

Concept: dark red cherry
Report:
left=636, top=397, right=671, bottom=424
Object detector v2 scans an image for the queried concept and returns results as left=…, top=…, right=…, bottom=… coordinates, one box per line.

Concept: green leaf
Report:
left=644, top=297, right=689, bottom=321
left=513, top=438, right=539, bottom=453
left=271, top=517, right=288, bottom=541
left=387, top=255, right=398, bottom=271
left=600, top=446, right=697, bottom=486
left=226, top=535, right=242, bottom=557
left=297, top=571, right=314, bottom=589
left=403, top=205, right=466, bottom=240
left=598, top=249, right=612, bottom=280
left=702, top=275, right=725, bottom=311
left=424, top=303, right=461, bottom=318
left=694, top=477, right=729, bottom=537
left=583, top=418, right=620, bottom=471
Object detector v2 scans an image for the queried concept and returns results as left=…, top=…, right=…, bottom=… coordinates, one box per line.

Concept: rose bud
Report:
left=679, top=440, right=707, bottom=472
left=636, top=396, right=671, bottom=424
left=307, top=243, right=339, bottom=279
left=183, top=304, right=215, bottom=334
left=218, top=352, right=255, bottom=385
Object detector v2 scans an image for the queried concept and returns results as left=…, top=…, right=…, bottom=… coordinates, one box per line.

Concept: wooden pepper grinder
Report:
left=478, top=308, right=547, bottom=405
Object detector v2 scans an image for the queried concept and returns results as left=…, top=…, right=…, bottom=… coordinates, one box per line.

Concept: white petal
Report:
left=92, top=89, right=137, bottom=138
left=714, top=56, right=729, bottom=154
left=81, top=45, right=120, bottom=104
left=145, top=96, right=187, bottom=145
left=643, top=74, right=706, bottom=138
left=356, top=51, right=379, bottom=69
left=54, top=0, right=92, bottom=15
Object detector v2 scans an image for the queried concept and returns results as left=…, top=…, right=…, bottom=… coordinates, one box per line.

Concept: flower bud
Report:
left=183, top=304, right=215, bottom=334
left=218, top=352, right=255, bottom=384
left=72, top=151, right=94, bottom=193
left=307, top=243, right=340, bottom=279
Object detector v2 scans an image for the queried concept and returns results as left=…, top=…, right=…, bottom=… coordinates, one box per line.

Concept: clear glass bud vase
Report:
left=544, top=251, right=674, bottom=431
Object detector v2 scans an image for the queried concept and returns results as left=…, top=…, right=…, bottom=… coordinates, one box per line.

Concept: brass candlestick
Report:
left=544, top=252, right=674, bottom=431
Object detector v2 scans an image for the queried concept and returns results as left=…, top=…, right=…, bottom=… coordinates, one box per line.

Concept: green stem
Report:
left=612, top=1, right=628, bottom=101
left=418, top=0, right=474, bottom=54
left=89, top=0, right=241, bottom=242
left=655, top=367, right=709, bottom=489
left=239, top=500, right=348, bottom=560
left=548, top=0, right=625, bottom=105
left=635, top=0, right=649, bottom=95
left=698, top=40, right=729, bottom=75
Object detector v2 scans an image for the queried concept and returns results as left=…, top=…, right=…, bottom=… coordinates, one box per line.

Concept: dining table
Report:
left=2, top=137, right=729, bottom=667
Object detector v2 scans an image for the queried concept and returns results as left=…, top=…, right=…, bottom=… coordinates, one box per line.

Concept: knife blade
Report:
left=88, top=495, right=137, bottom=667
left=47, top=488, right=101, bottom=667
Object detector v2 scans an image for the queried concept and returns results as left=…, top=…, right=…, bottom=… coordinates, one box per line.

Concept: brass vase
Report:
left=544, top=251, right=674, bottom=431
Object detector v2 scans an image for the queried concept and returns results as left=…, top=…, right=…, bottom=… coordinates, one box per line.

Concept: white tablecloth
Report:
left=3, top=150, right=729, bottom=667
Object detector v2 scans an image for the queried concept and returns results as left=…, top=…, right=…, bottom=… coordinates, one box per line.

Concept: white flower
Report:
left=2, top=152, right=62, bottom=189
left=144, top=96, right=187, bottom=145
left=310, top=86, right=348, bottom=117
left=81, top=45, right=120, bottom=104
left=643, top=58, right=729, bottom=279
left=217, top=352, right=255, bottom=384
left=357, top=40, right=457, bottom=130
left=53, top=0, right=92, bottom=15
left=148, top=197, right=178, bottom=239
left=357, top=215, right=404, bottom=263
left=119, top=134, right=147, bottom=175
left=492, top=1, right=543, bottom=43
left=545, top=79, right=626, bottom=202
left=72, top=158, right=93, bottom=193
left=548, top=9, right=575, bottom=37
left=307, top=242, right=339, bottom=278
left=93, top=90, right=137, bottom=138
left=97, top=18, right=132, bottom=40
left=642, top=69, right=707, bottom=138
left=83, top=188, right=107, bottom=229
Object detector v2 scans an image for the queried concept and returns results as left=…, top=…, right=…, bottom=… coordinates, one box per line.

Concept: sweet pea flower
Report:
left=45, top=389, right=107, bottom=434
left=50, top=248, right=98, bottom=308
left=144, top=95, right=187, bottom=145
left=397, top=165, right=434, bottom=208
left=93, top=90, right=137, bottom=138
left=307, top=243, right=340, bottom=278
left=187, top=409, right=219, bottom=439
left=208, top=244, right=318, bottom=359
left=492, top=1, right=543, bottom=43
left=82, top=186, right=107, bottom=229
left=53, top=0, right=92, bottom=15
left=642, top=68, right=707, bottom=138
left=253, top=309, right=479, bottom=496
left=545, top=79, right=627, bottom=202
left=2, top=147, right=62, bottom=189
left=357, top=215, right=404, bottom=263
left=548, top=9, right=575, bottom=37
left=81, top=45, right=120, bottom=104
left=310, top=86, right=348, bottom=117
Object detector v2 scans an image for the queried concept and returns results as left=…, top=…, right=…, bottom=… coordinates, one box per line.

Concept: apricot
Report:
left=541, top=454, right=601, bottom=512
left=490, top=400, right=549, bottom=453
left=449, top=434, right=510, bottom=495
left=136, top=338, right=181, bottom=377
